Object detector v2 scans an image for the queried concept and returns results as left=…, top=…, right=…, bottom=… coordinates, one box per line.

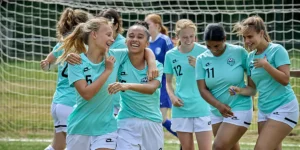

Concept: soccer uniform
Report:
left=247, top=43, right=299, bottom=128
left=51, top=43, right=75, bottom=133
left=149, top=33, right=174, bottom=108
left=196, top=43, right=252, bottom=128
left=110, top=34, right=127, bottom=115
left=66, top=49, right=128, bottom=150
left=116, top=61, right=164, bottom=150
left=164, top=43, right=211, bottom=132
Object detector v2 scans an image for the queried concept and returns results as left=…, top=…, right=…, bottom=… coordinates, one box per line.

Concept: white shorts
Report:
left=114, top=106, right=120, bottom=116
left=171, top=116, right=212, bottom=132
left=116, top=118, right=164, bottom=150
left=210, top=109, right=253, bottom=128
left=51, top=103, right=73, bottom=133
left=66, top=131, right=118, bottom=150
left=258, top=99, right=299, bottom=128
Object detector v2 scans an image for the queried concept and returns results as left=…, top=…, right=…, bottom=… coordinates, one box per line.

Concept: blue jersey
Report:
left=52, top=43, right=76, bottom=107
left=117, top=61, right=163, bottom=123
left=247, top=43, right=295, bottom=113
left=67, top=49, right=128, bottom=136
left=164, top=43, right=210, bottom=118
left=149, top=33, right=174, bottom=106
left=109, top=34, right=127, bottom=108
left=196, top=43, right=252, bottom=117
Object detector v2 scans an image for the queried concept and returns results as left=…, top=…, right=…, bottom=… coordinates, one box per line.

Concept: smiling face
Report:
left=206, top=40, right=226, bottom=56
left=177, top=27, right=196, bottom=47
left=243, top=28, right=264, bottom=51
left=126, top=26, right=149, bottom=54
left=93, top=24, right=114, bottom=53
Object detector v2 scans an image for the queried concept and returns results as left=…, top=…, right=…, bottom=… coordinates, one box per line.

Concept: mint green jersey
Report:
left=164, top=43, right=210, bottom=118
left=110, top=34, right=127, bottom=108
left=67, top=48, right=128, bottom=136
left=196, top=43, right=252, bottom=117
left=52, top=43, right=76, bottom=107
left=247, top=43, right=295, bottom=114
left=117, top=61, right=163, bottom=123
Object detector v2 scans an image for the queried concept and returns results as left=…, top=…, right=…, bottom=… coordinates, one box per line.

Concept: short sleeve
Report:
left=163, top=53, right=173, bottom=74
left=274, top=45, right=290, bottom=68
left=165, top=37, right=174, bottom=51
left=195, top=55, right=205, bottom=80
left=240, top=47, right=248, bottom=71
left=68, top=63, right=85, bottom=87
left=109, top=48, right=129, bottom=65
left=52, top=43, right=63, bottom=58
left=154, top=62, right=164, bottom=83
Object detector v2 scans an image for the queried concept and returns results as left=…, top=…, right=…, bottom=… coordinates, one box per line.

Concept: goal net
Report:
left=1, top=0, right=299, bottom=149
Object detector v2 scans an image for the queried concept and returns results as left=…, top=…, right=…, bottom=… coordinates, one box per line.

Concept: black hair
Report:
left=135, top=20, right=149, bottom=30
left=204, top=23, right=226, bottom=41
left=97, top=8, right=124, bottom=34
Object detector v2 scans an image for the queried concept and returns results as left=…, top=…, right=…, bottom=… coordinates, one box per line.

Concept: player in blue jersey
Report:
left=108, top=23, right=164, bottom=150
left=145, top=13, right=177, bottom=138
left=40, top=8, right=91, bottom=150
left=196, top=23, right=253, bottom=150
left=164, top=19, right=212, bottom=150
left=233, top=16, right=299, bottom=150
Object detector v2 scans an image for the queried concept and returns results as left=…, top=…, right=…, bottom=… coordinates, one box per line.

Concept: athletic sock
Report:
left=162, top=119, right=177, bottom=137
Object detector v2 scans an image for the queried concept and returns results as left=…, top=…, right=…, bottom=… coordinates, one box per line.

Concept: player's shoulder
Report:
left=268, top=43, right=286, bottom=52
left=197, top=49, right=213, bottom=59
left=158, top=34, right=172, bottom=44
left=165, top=46, right=179, bottom=55
left=226, top=43, right=245, bottom=52
left=194, top=42, right=208, bottom=51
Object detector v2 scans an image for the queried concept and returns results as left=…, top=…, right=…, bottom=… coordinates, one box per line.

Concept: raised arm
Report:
left=40, top=52, right=57, bottom=71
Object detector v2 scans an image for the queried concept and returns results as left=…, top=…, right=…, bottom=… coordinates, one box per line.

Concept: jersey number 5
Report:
left=173, top=65, right=183, bottom=76
left=206, top=67, right=215, bottom=78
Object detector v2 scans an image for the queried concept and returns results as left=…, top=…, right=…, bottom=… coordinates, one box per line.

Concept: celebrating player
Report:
left=40, top=8, right=92, bottom=150
left=164, top=19, right=212, bottom=150
left=233, top=15, right=299, bottom=150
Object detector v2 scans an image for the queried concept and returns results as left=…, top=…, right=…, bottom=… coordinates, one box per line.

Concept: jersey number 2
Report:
left=173, top=65, right=183, bottom=76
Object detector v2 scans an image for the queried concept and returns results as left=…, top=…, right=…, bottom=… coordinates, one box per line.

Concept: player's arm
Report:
left=197, top=79, right=233, bottom=117
left=261, top=63, right=290, bottom=86
left=229, top=76, right=257, bottom=96
left=165, top=74, right=184, bottom=107
left=145, top=48, right=158, bottom=80
left=40, top=52, right=57, bottom=71
left=290, top=70, right=300, bottom=77
left=108, top=80, right=160, bottom=95
left=73, top=56, right=115, bottom=100
left=66, top=53, right=82, bottom=65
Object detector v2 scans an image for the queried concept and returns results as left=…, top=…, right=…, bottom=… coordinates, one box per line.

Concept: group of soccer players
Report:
left=40, top=7, right=299, bottom=150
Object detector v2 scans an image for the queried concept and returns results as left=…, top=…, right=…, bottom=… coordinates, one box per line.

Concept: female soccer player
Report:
left=145, top=13, right=177, bottom=137
left=164, top=19, right=212, bottom=150
left=108, top=23, right=164, bottom=150
left=196, top=23, right=253, bottom=150
left=40, top=8, right=91, bottom=150
left=233, top=16, right=299, bottom=150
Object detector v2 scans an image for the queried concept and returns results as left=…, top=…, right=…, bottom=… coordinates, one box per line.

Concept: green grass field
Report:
left=0, top=51, right=300, bottom=150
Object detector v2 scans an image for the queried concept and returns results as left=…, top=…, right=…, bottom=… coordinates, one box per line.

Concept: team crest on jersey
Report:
left=227, top=58, right=235, bottom=66
left=140, top=77, right=148, bottom=83
left=155, top=47, right=161, bottom=55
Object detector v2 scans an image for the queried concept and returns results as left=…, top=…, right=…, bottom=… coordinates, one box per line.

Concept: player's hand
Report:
left=170, top=95, right=184, bottom=107
left=147, top=66, right=159, bottom=81
left=66, top=53, right=81, bottom=65
left=188, top=56, right=196, bottom=67
left=108, top=82, right=128, bottom=94
left=216, top=103, right=233, bottom=117
left=253, top=55, right=268, bottom=68
left=105, top=56, right=115, bottom=71
left=40, top=60, right=50, bottom=71
left=229, top=86, right=241, bottom=96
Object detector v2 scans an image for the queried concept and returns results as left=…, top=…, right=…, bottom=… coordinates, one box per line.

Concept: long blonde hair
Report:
left=56, top=18, right=111, bottom=64
left=56, top=8, right=92, bottom=41
left=233, top=15, right=271, bottom=43
left=175, top=19, right=197, bottom=46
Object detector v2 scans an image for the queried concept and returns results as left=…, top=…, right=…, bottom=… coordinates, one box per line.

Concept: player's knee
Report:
left=213, top=141, right=230, bottom=150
